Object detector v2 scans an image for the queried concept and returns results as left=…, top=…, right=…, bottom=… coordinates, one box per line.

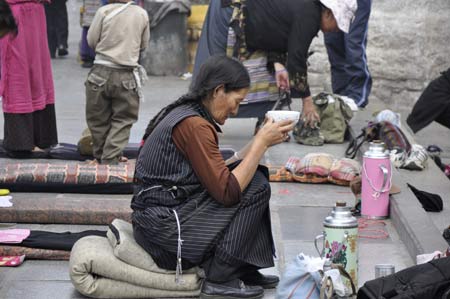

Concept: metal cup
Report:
left=375, top=264, right=395, bottom=278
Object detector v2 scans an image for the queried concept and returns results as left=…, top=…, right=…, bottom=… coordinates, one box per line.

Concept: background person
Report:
left=324, top=0, right=372, bottom=107
left=45, top=0, right=69, bottom=58
left=85, top=0, right=149, bottom=164
left=193, top=0, right=357, bottom=131
left=0, top=0, right=58, bottom=157
left=79, top=0, right=102, bottom=68
left=133, top=56, right=294, bottom=299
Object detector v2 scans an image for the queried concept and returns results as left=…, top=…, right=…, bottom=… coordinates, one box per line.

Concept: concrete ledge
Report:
left=348, top=108, right=449, bottom=261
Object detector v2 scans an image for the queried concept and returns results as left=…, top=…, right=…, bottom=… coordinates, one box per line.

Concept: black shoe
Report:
left=58, top=46, right=68, bottom=56
left=240, top=271, right=279, bottom=289
left=200, top=279, right=264, bottom=299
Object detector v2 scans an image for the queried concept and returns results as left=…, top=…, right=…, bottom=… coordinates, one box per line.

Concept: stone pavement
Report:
left=0, top=71, right=416, bottom=299
left=1, top=2, right=449, bottom=298
left=0, top=113, right=415, bottom=299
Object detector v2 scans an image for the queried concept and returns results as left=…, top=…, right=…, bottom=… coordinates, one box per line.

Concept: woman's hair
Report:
left=141, top=55, right=250, bottom=142
left=0, top=0, right=17, bottom=36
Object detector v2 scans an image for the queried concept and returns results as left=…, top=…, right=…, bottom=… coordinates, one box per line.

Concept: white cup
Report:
left=266, top=110, right=300, bottom=125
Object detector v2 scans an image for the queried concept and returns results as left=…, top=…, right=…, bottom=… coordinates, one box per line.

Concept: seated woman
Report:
left=132, top=55, right=294, bottom=299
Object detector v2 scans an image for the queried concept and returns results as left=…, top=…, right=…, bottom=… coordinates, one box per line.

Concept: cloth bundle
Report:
left=269, top=153, right=361, bottom=186
left=70, top=219, right=202, bottom=298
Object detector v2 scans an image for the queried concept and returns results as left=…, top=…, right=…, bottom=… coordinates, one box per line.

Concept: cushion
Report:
left=107, top=219, right=200, bottom=275
left=70, top=236, right=201, bottom=298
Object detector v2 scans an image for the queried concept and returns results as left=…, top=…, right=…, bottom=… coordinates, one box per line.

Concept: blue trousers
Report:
left=324, top=0, right=372, bottom=107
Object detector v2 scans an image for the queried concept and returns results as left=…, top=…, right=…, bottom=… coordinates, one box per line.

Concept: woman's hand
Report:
left=255, top=117, right=295, bottom=147
left=302, top=96, right=320, bottom=127
left=274, top=62, right=290, bottom=91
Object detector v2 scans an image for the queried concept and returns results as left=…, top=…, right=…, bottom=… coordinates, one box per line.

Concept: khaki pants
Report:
left=85, top=65, right=139, bottom=164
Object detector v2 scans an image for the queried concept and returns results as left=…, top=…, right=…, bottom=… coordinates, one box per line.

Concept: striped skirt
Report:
left=132, top=168, right=275, bottom=271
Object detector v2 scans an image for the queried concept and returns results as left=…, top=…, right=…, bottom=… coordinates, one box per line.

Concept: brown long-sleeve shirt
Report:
left=172, top=116, right=242, bottom=207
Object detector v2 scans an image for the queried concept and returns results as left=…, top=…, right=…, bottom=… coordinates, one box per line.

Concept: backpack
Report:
left=345, top=121, right=411, bottom=159
left=314, top=93, right=354, bottom=144
left=357, top=257, right=450, bottom=299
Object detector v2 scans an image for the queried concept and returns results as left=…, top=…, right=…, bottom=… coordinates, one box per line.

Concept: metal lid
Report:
left=363, top=141, right=389, bottom=158
left=324, top=202, right=358, bottom=228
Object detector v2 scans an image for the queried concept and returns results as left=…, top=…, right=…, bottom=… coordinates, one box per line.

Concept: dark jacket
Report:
left=244, top=0, right=322, bottom=98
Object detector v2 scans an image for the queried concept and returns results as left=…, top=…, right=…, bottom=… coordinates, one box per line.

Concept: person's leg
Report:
left=407, top=69, right=450, bottom=133
left=80, top=27, right=95, bottom=67
left=200, top=169, right=275, bottom=298
left=56, top=0, right=69, bottom=55
left=85, top=65, right=112, bottom=160
left=3, top=112, right=35, bottom=152
left=343, top=0, right=372, bottom=107
left=324, top=31, right=350, bottom=96
left=44, top=3, right=57, bottom=58
left=33, top=104, right=58, bottom=149
left=100, top=69, right=139, bottom=164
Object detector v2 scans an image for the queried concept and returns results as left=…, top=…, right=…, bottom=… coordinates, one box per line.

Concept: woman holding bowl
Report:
left=132, top=55, right=295, bottom=299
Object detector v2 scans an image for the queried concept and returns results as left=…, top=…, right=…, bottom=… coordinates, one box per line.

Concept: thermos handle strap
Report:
left=362, top=161, right=392, bottom=197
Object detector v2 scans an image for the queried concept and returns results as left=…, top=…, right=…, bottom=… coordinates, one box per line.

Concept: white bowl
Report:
left=266, top=110, right=300, bottom=124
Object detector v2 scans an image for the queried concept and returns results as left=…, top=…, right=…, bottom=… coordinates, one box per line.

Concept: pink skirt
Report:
left=0, top=2, right=55, bottom=114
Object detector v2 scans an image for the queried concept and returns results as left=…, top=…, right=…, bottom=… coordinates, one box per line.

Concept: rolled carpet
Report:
left=0, top=245, right=70, bottom=260
left=0, top=195, right=131, bottom=224
left=0, top=160, right=135, bottom=194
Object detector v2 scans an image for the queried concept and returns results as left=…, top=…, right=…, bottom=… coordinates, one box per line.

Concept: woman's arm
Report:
left=224, top=140, right=253, bottom=165
left=227, top=119, right=295, bottom=190
left=173, top=117, right=293, bottom=205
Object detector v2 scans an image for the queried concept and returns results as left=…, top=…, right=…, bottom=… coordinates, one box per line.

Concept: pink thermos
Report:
left=361, top=142, right=392, bottom=219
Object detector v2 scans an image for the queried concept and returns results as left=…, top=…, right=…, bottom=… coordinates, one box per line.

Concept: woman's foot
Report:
left=240, top=271, right=279, bottom=289
left=200, top=279, right=264, bottom=299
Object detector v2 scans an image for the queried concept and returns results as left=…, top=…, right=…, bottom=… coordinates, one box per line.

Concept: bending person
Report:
left=407, top=68, right=450, bottom=133
left=132, top=56, right=294, bottom=299
left=324, top=0, right=372, bottom=107
left=193, top=0, right=357, bottom=129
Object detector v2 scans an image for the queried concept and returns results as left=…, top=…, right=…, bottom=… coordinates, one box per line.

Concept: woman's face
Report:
left=320, top=9, right=339, bottom=33
left=205, top=86, right=249, bottom=125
